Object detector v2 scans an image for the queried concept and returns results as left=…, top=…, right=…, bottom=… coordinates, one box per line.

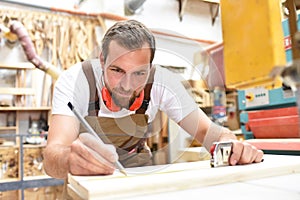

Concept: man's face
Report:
left=101, top=41, right=152, bottom=109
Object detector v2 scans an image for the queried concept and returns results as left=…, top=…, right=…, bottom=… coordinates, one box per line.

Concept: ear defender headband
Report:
left=101, top=87, right=145, bottom=112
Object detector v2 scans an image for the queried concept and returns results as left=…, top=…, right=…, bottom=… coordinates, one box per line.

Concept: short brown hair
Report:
left=101, top=20, right=156, bottom=64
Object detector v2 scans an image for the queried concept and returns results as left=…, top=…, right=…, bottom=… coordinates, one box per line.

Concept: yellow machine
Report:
left=220, top=0, right=286, bottom=89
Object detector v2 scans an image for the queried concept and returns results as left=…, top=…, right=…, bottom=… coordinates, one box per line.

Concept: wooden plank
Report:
left=0, top=62, right=35, bottom=70
left=203, top=0, right=219, bottom=3
left=0, top=106, right=51, bottom=111
left=177, top=147, right=211, bottom=162
left=67, top=184, right=86, bottom=200
left=0, top=88, right=35, bottom=95
left=0, top=126, right=17, bottom=130
left=68, top=155, right=300, bottom=200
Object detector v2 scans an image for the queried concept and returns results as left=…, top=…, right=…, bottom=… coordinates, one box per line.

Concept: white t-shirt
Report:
left=52, top=59, right=197, bottom=123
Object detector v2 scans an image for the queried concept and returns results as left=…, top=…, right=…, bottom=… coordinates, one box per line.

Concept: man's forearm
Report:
left=43, top=144, right=71, bottom=179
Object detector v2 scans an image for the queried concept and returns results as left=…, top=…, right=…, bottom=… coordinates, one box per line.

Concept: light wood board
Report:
left=68, top=155, right=300, bottom=200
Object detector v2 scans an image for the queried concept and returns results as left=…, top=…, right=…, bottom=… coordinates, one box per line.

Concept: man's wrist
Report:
left=202, top=122, right=236, bottom=151
left=202, top=122, right=222, bottom=151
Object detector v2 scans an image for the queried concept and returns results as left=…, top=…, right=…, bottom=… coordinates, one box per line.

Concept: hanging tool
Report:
left=9, top=20, right=61, bottom=80
left=0, top=23, right=18, bottom=46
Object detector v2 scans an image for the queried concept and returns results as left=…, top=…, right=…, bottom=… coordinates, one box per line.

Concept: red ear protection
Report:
left=101, top=87, right=144, bottom=112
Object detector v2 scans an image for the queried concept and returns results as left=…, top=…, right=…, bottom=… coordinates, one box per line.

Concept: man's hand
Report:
left=229, top=140, right=264, bottom=165
left=217, top=125, right=264, bottom=166
left=68, top=132, right=119, bottom=176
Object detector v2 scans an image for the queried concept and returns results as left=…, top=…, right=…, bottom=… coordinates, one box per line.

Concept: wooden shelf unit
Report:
left=0, top=62, right=51, bottom=143
left=0, top=107, right=51, bottom=140
left=0, top=63, right=61, bottom=197
left=0, top=62, right=51, bottom=145
left=0, top=62, right=36, bottom=108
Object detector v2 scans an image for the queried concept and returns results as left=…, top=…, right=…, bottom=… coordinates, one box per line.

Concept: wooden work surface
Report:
left=68, top=155, right=300, bottom=200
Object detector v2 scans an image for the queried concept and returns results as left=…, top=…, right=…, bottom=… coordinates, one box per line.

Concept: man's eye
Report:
left=134, top=71, right=146, bottom=76
left=111, top=68, right=124, bottom=73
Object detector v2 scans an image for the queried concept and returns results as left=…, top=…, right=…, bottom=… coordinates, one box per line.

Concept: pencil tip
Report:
left=120, top=170, right=128, bottom=176
left=67, top=102, right=73, bottom=110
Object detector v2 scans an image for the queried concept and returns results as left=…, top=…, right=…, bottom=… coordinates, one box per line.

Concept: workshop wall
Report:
left=1, top=0, right=221, bottom=80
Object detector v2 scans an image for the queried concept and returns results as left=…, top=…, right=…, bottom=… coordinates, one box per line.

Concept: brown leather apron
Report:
left=80, top=60, right=156, bottom=168
left=79, top=114, right=153, bottom=167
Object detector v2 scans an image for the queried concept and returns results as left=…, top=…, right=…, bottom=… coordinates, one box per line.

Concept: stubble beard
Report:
left=110, top=89, right=137, bottom=109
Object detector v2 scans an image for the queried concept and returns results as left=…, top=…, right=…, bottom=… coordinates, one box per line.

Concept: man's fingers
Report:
left=84, top=143, right=116, bottom=169
left=69, top=149, right=113, bottom=175
left=254, top=149, right=264, bottom=163
left=230, top=141, right=264, bottom=165
left=229, top=141, right=242, bottom=165
left=69, top=140, right=115, bottom=175
left=79, top=132, right=118, bottom=162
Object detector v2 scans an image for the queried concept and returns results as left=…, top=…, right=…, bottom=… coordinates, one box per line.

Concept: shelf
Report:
left=0, top=143, right=46, bottom=148
left=23, top=174, right=53, bottom=181
left=0, top=62, right=35, bottom=70
left=0, top=87, right=35, bottom=95
left=0, top=106, right=51, bottom=111
left=0, top=176, right=64, bottom=192
left=0, top=126, right=17, bottom=130
left=23, top=143, right=46, bottom=148
left=0, top=178, right=18, bottom=184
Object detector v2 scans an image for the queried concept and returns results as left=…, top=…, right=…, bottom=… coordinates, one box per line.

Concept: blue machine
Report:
left=238, top=87, right=296, bottom=139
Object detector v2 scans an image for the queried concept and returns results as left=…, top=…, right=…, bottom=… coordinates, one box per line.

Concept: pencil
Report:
left=67, top=102, right=127, bottom=176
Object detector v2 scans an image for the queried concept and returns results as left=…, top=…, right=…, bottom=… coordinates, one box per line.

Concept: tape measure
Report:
left=210, top=141, right=233, bottom=167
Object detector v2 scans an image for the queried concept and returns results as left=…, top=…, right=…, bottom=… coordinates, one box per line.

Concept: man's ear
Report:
left=100, top=52, right=105, bottom=69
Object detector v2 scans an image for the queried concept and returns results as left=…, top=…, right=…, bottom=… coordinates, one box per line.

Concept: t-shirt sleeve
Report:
left=51, top=64, right=89, bottom=116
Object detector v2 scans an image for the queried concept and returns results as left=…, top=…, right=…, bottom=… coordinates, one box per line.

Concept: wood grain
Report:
left=68, top=155, right=300, bottom=200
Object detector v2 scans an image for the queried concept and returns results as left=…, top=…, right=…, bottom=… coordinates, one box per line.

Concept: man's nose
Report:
left=120, top=73, right=132, bottom=91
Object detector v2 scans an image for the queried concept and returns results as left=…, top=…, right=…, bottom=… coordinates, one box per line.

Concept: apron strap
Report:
left=136, top=65, right=156, bottom=114
left=82, top=60, right=99, bottom=116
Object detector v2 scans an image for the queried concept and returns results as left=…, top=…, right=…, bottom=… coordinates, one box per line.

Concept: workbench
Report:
left=67, top=154, right=300, bottom=200
left=126, top=173, right=300, bottom=200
